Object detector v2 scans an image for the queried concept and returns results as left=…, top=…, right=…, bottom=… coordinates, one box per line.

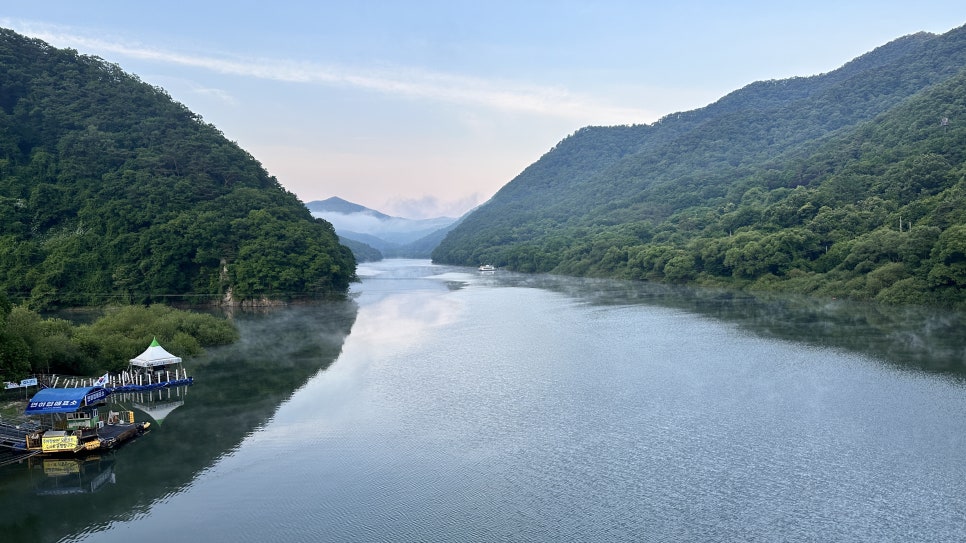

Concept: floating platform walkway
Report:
left=0, top=338, right=189, bottom=458
left=40, top=371, right=192, bottom=392
left=0, top=420, right=42, bottom=464
left=32, top=337, right=193, bottom=393
left=107, top=376, right=193, bottom=393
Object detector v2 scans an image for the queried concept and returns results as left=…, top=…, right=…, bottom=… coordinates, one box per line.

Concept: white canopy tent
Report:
left=129, top=338, right=183, bottom=369
left=112, top=337, right=191, bottom=390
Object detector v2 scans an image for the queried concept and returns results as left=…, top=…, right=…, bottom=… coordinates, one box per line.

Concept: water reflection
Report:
left=112, top=386, right=189, bottom=425
left=31, top=456, right=116, bottom=496
left=0, top=301, right=357, bottom=543
left=481, top=271, right=966, bottom=377
left=4, top=260, right=963, bottom=543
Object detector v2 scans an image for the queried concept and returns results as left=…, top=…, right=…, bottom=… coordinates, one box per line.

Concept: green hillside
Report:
left=0, top=29, right=355, bottom=308
left=433, top=25, right=966, bottom=307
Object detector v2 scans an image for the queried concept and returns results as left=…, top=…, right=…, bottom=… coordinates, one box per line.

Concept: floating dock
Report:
left=0, top=387, right=150, bottom=457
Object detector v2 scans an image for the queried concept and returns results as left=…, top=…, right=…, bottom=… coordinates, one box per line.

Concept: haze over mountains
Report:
left=307, top=197, right=459, bottom=259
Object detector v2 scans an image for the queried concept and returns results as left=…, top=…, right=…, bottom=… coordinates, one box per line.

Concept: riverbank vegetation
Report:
left=433, top=26, right=966, bottom=308
left=0, top=294, right=237, bottom=382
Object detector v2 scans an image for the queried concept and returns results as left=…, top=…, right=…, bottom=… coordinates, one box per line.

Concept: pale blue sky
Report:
left=2, top=2, right=963, bottom=218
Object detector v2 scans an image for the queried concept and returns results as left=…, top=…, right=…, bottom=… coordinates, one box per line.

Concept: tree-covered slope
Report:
left=338, top=236, right=383, bottom=263
left=433, top=24, right=966, bottom=307
left=0, top=29, right=355, bottom=308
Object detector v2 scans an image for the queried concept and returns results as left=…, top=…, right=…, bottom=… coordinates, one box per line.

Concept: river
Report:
left=2, top=259, right=965, bottom=542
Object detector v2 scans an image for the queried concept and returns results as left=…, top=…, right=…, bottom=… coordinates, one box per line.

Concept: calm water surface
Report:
left=3, top=259, right=965, bottom=542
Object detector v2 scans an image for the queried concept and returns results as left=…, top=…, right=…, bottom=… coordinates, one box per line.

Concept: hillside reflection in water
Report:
left=0, top=301, right=357, bottom=543
left=3, top=259, right=964, bottom=543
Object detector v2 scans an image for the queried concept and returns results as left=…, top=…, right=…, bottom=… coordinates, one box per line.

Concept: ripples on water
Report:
left=40, top=260, right=966, bottom=542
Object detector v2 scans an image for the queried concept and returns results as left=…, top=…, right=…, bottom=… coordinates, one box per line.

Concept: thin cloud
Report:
left=385, top=194, right=482, bottom=220
left=191, top=86, right=238, bottom=106
left=5, top=20, right=655, bottom=124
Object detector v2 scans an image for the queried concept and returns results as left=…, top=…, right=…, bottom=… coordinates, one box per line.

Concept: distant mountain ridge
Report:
left=433, top=24, right=966, bottom=308
left=307, top=197, right=458, bottom=259
left=306, top=196, right=391, bottom=219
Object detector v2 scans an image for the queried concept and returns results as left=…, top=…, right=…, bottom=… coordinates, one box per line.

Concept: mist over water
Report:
left=4, top=259, right=966, bottom=542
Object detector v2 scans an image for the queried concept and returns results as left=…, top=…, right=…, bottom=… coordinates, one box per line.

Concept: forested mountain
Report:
left=306, top=196, right=392, bottom=219
left=0, top=29, right=355, bottom=308
left=337, top=236, right=383, bottom=263
left=433, top=25, right=966, bottom=307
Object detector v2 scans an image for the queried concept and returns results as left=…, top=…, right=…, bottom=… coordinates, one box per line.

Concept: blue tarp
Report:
left=25, top=387, right=108, bottom=414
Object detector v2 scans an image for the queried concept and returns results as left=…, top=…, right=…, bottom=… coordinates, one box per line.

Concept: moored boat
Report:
left=22, top=386, right=150, bottom=455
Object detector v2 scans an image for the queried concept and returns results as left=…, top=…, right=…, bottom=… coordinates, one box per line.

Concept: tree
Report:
left=0, top=293, right=30, bottom=380
left=927, top=224, right=966, bottom=287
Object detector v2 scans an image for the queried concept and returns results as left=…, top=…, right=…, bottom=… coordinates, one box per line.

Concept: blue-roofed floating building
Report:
left=20, top=386, right=150, bottom=455
left=25, top=386, right=108, bottom=416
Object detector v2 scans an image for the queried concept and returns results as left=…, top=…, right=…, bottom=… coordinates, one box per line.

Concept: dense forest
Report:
left=433, top=25, right=966, bottom=307
left=338, top=236, right=383, bottom=263
left=0, top=298, right=238, bottom=380
left=0, top=29, right=356, bottom=309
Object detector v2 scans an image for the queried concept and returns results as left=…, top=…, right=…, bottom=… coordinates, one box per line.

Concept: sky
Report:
left=1, top=2, right=963, bottom=219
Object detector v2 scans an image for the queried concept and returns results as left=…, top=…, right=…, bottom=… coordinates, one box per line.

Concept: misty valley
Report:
left=3, top=17, right=966, bottom=543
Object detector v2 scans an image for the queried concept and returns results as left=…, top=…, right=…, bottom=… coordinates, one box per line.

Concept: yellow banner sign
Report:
left=43, top=459, right=81, bottom=475
left=42, top=435, right=79, bottom=452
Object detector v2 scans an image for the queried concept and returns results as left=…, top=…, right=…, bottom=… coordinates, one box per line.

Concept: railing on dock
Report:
left=28, top=367, right=191, bottom=389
